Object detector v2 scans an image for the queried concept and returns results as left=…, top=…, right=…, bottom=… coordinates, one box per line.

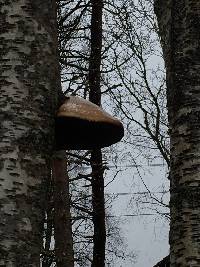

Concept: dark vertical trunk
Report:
left=90, top=150, right=106, bottom=267
left=0, top=0, right=60, bottom=265
left=88, top=0, right=106, bottom=266
left=88, top=0, right=103, bottom=106
left=52, top=151, right=74, bottom=267
left=154, top=0, right=200, bottom=266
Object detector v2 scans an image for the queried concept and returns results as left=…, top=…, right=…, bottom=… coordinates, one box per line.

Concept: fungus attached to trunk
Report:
left=55, top=96, right=124, bottom=150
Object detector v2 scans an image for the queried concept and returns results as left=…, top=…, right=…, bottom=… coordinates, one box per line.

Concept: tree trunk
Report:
left=0, top=0, right=60, bottom=265
left=52, top=151, right=74, bottom=267
left=88, top=0, right=103, bottom=104
left=90, top=150, right=106, bottom=267
left=154, top=0, right=200, bottom=266
left=88, top=0, right=106, bottom=266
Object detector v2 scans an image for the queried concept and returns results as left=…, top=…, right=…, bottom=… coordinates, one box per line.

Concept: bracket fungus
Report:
left=55, top=96, right=124, bottom=150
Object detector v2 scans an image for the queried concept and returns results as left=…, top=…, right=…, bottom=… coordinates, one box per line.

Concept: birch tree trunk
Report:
left=0, top=0, right=60, bottom=265
left=154, top=1, right=200, bottom=266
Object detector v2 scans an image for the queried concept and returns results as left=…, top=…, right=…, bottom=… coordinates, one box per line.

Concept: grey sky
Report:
left=106, top=163, right=169, bottom=266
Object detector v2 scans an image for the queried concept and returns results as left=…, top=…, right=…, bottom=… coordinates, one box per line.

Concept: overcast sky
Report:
left=106, top=161, right=169, bottom=266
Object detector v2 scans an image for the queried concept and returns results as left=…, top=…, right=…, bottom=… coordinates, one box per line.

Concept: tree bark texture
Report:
left=0, top=0, right=60, bottom=265
left=52, top=151, right=74, bottom=267
left=154, top=1, right=200, bottom=266
left=88, top=0, right=106, bottom=266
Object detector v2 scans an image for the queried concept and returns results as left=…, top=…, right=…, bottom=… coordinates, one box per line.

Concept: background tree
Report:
left=41, top=0, right=170, bottom=266
left=57, top=1, right=135, bottom=265
left=101, top=0, right=169, bottom=222
left=88, top=0, right=106, bottom=266
left=52, top=151, right=74, bottom=267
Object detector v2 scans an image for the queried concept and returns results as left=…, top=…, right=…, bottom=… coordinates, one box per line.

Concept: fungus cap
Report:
left=55, top=96, right=124, bottom=150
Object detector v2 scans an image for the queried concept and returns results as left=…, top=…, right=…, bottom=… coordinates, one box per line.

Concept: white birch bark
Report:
left=0, top=0, right=60, bottom=265
left=154, top=0, right=200, bottom=266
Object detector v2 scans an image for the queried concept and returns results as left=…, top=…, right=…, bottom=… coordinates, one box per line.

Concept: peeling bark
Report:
left=154, top=1, right=200, bottom=266
left=0, top=0, right=60, bottom=265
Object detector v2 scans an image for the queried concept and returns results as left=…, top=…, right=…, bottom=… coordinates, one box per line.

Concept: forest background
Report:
left=53, top=0, right=170, bottom=266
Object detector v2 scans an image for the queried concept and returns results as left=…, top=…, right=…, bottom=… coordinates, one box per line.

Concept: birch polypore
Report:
left=0, top=0, right=60, bottom=265
left=55, top=96, right=124, bottom=150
